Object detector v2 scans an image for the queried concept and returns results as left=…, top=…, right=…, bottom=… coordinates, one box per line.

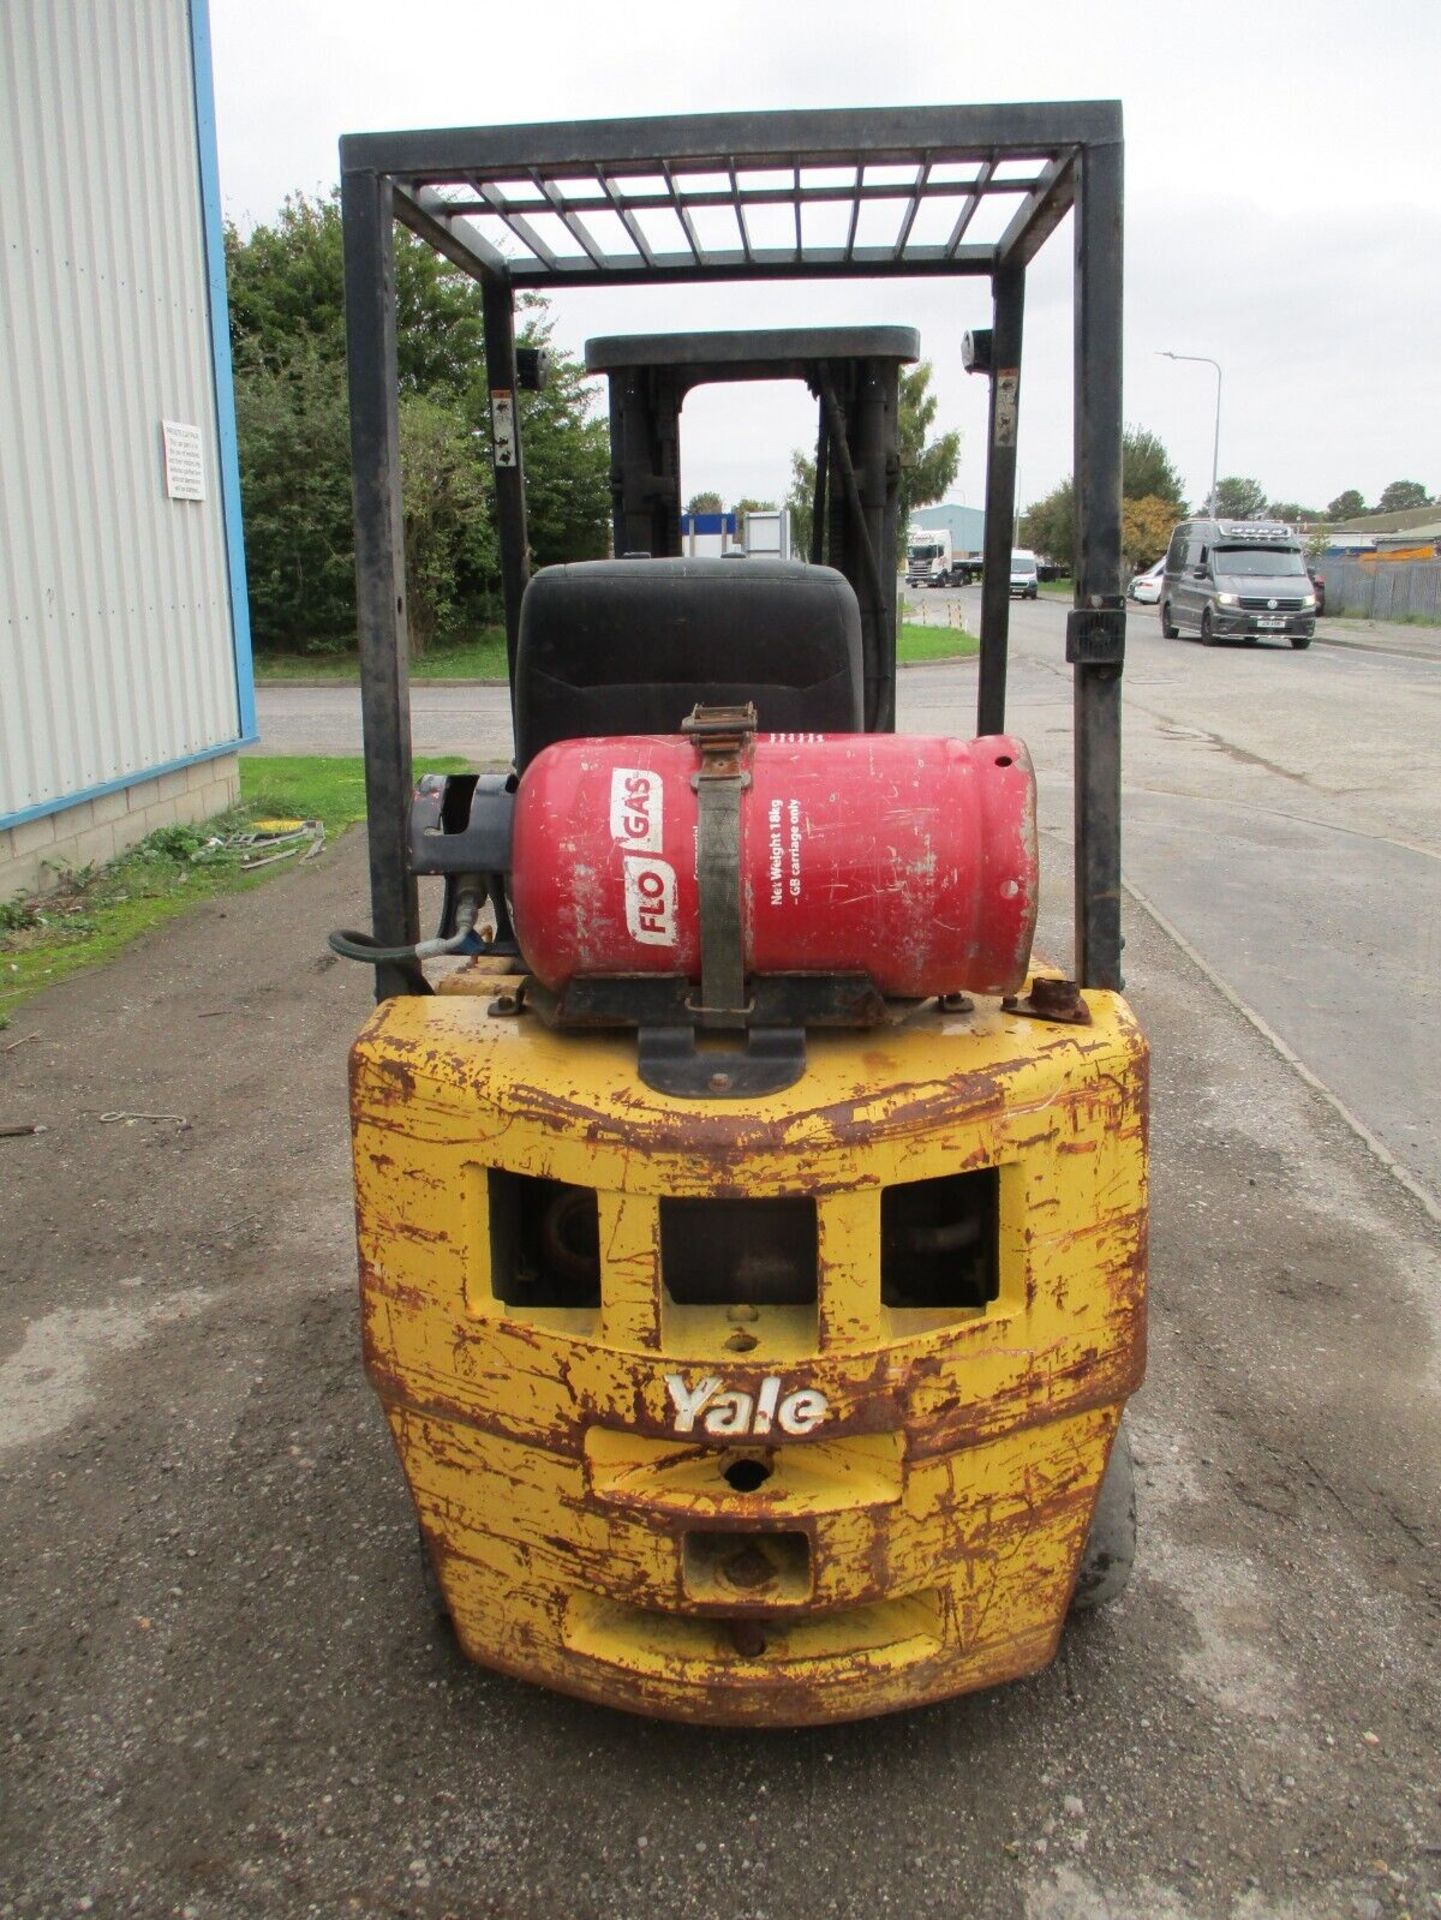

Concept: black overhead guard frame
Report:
left=339, top=102, right=1126, bottom=1002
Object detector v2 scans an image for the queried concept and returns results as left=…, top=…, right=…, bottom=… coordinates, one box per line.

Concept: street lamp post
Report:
left=1158, top=350, right=1222, bottom=515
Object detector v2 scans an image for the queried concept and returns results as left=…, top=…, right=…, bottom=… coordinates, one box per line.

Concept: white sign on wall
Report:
left=161, top=419, right=206, bottom=501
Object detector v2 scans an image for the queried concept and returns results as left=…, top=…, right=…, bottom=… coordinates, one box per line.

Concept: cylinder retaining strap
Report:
left=683, top=702, right=756, bottom=1028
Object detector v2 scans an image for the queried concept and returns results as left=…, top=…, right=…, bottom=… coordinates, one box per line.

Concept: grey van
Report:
left=1160, top=519, right=1316, bottom=649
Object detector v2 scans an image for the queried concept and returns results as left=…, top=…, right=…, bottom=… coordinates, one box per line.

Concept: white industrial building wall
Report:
left=0, top=0, right=247, bottom=835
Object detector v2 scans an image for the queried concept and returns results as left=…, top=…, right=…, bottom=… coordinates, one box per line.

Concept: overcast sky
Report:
left=210, top=0, right=1440, bottom=519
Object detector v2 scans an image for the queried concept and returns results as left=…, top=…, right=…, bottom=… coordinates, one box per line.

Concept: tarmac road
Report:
left=901, top=591, right=1441, bottom=1208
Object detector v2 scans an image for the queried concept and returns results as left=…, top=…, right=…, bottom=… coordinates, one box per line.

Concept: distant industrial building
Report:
left=0, top=0, right=254, bottom=901
left=1329, top=507, right=1440, bottom=555
left=1330, top=504, right=1440, bottom=548
left=910, top=503, right=985, bottom=555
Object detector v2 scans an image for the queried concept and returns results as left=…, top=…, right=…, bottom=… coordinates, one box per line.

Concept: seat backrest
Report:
left=514, top=557, right=863, bottom=768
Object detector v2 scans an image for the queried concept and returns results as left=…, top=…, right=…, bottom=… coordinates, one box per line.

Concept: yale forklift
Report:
left=335, top=103, right=1145, bottom=1725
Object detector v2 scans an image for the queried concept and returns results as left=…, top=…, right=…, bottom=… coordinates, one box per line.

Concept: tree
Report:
left=1121, top=427, right=1186, bottom=513
left=1122, top=496, right=1179, bottom=571
left=785, top=450, right=816, bottom=561
left=1020, top=425, right=1184, bottom=574
left=232, top=332, right=494, bottom=655
left=1266, top=500, right=1319, bottom=525
left=1376, top=479, right=1432, bottom=512
left=514, top=307, right=610, bottom=570
left=1019, top=478, right=1074, bottom=568
left=226, top=190, right=609, bottom=650
left=1214, top=475, right=1267, bottom=519
left=398, top=396, right=497, bottom=653
left=1327, top=489, right=1366, bottom=521
left=232, top=335, right=357, bottom=651
left=732, top=497, right=776, bottom=518
left=686, top=491, right=724, bottom=514
left=225, top=193, right=487, bottom=403
left=897, top=363, right=961, bottom=559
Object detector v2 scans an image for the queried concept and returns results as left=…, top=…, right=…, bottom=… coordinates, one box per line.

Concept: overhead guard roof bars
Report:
left=339, top=102, right=1125, bottom=993
left=339, top=102, right=1109, bottom=285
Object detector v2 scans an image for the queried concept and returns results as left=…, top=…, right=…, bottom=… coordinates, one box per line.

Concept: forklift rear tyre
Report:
left=1290, top=634, right=1312, bottom=650
left=1161, top=603, right=1179, bottom=639
left=416, top=1524, right=453, bottom=1628
left=1070, top=1418, right=1137, bottom=1612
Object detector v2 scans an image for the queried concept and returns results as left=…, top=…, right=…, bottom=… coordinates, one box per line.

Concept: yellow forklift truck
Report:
left=334, top=103, right=1145, bottom=1725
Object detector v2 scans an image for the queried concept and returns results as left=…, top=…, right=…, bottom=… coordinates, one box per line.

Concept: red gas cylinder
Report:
left=510, top=732, right=1037, bottom=1000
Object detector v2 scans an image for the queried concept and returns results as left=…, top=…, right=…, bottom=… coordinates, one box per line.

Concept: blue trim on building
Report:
left=187, top=0, right=258, bottom=748
left=0, top=739, right=247, bottom=835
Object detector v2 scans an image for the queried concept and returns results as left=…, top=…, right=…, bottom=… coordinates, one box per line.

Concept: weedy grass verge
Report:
left=0, top=756, right=466, bottom=1021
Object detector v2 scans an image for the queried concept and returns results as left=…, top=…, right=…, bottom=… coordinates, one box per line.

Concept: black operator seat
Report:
left=513, top=557, right=864, bottom=769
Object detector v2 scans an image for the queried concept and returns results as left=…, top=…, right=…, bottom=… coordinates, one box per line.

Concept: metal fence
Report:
left=1315, top=559, right=1441, bottom=621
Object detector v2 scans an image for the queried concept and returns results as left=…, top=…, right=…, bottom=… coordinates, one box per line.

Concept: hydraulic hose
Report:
left=328, top=888, right=483, bottom=966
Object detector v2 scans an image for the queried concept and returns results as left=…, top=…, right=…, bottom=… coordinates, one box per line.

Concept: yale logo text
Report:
left=664, top=1372, right=829, bottom=1438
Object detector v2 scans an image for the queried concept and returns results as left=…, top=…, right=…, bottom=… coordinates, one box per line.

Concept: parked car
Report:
left=1127, top=559, right=1164, bottom=604
left=1308, top=568, right=1326, bottom=616
left=1009, top=549, right=1039, bottom=598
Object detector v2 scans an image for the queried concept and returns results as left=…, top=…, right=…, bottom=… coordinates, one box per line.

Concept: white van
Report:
left=1009, top=549, right=1039, bottom=599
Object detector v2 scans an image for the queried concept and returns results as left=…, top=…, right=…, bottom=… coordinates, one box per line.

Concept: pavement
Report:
left=1311, top=616, right=1441, bottom=662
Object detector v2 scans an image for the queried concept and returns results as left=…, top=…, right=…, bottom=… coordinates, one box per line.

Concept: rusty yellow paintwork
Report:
left=349, top=970, right=1147, bottom=1725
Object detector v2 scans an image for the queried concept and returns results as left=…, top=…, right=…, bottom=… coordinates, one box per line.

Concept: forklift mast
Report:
left=585, top=327, right=916, bottom=732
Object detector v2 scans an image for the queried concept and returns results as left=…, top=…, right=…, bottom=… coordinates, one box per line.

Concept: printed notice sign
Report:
left=161, top=420, right=205, bottom=501
left=993, top=371, right=1019, bottom=449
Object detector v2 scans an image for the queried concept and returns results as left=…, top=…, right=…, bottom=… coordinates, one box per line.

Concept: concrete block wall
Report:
left=0, top=753, right=241, bottom=902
